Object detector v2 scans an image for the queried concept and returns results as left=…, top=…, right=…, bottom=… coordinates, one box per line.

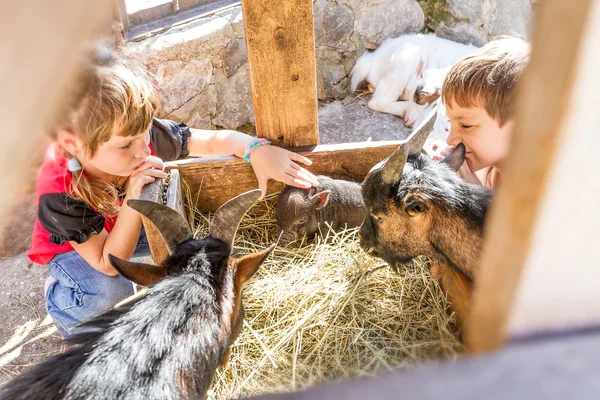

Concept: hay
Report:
left=191, top=195, right=461, bottom=399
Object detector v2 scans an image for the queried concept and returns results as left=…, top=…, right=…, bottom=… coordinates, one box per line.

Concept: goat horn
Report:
left=381, top=142, right=409, bottom=186
left=210, top=189, right=262, bottom=247
left=127, top=199, right=192, bottom=254
left=407, top=104, right=437, bottom=156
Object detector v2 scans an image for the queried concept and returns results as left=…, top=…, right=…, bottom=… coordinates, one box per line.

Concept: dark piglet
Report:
left=276, top=175, right=366, bottom=243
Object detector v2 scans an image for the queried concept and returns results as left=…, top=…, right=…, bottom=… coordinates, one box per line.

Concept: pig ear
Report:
left=235, top=244, right=276, bottom=286
left=416, top=58, right=425, bottom=78
left=310, top=190, right=331, bottom=210
left=443, top=143, right=467, bottom=172
left=108, top=254, right=167, bottom=287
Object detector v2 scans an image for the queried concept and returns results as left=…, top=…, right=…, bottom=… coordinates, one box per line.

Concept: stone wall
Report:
left=126, top=0, right=534, bottom=130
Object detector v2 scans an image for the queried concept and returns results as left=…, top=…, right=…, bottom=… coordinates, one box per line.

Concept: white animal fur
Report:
left=351, top=34, right=477, bottom=125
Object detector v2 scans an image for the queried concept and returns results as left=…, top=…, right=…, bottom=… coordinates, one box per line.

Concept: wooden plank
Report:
left=0, top=0, right=111, bottom=241
left=165, top=140, right=405, bottom=213
left=140, top=169, right=186, bottom=265
left=241, top=0, right=319, bottom=147
left=465, top=0, right=594, bottom=353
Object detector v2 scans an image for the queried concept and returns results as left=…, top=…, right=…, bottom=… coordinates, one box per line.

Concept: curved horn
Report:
left=127, top=200, right=192, bottom=253
left=407, top=104, right=437, bottom=156
left=210, top=189, right=262, bottom=247
left=381, top=142, right=409, bottom=186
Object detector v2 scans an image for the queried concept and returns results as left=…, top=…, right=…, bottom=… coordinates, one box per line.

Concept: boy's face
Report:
left=445, top=102, right=513, bottom=172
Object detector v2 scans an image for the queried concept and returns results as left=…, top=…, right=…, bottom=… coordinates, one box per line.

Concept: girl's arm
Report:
left=69, top=157, right=167, bottom=275
left=188, top=129, right=319, bottom=198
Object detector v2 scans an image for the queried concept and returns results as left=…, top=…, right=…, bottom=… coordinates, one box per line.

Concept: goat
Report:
left=351, top=34, right=476, bottom=126
left=403, top=66, right=450, bottom=128
left=358, top=109, right=492, bottom=329
left=0, top=190, right=273, bottom=400
left=275, top=176, right=366, bottom=244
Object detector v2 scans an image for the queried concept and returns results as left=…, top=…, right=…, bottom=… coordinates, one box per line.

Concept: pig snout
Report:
left=277, top=228, right=298, bottom=244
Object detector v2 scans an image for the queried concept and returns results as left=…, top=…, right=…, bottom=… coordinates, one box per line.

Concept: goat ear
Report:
left=108, top=254, right=167, bottom=287
left=416, top=58, right=425, bottom=78
left=235, top=244, right=276, bottom=286
left=310, top=190, right=331, bottom=210
left=381, top=142, right=409, bottom=186
left=407, top=105, right=437, bottom=156
left=443, top=143, right=467, bottom=172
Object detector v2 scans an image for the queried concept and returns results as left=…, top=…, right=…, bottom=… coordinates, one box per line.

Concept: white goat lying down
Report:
left=351, top=34, right=477, bottom=128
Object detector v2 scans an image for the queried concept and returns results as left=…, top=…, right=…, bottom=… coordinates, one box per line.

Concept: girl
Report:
left=28, top=45, right=318, bottom=337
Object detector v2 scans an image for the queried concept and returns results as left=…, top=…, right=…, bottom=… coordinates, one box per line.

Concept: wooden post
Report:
left=241, top=0, right=319, bottom=147
left=466, top=0, right=597, bottom=352
left=0, top=0, right=111, bottom=241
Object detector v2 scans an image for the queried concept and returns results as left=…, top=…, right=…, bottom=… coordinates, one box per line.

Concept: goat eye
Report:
left=373, top=215, right=384, bottom=223
left=405, top=201, right=428, bottom=216
left=297, top=216, right=308, bottom=225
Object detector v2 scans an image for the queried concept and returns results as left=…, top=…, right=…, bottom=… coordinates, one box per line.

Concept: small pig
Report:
left=276, top=175, right=366, bottom=243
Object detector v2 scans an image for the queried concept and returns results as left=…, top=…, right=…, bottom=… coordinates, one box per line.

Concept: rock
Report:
left=152, top=58, right=213, bottom=116
left=436, top=20, right=487, bottom=46
left=484, top=0, right=533, bottom=40
left=314, top=0, right=355, bottom=52
left=221, top=38, right=248, bottom=78
left=164, top=85, right=218, bottom=130
left=355, top=0, right=424, bottom=49
left=214, top=66, right=254, bottom=129
left=445, top=0, right=484, bottom=25
left=317, top=48, right=351, bottom=100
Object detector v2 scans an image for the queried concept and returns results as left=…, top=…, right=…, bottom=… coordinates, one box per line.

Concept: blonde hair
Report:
left=52, top=44, right=159, bottom=216
left=442, top=37, right=530, bottom=126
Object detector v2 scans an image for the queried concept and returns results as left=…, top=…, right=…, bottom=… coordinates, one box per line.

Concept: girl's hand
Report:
left=249, top=145, right=319, bottom=199
left=126, top=156, right=168, bottom=199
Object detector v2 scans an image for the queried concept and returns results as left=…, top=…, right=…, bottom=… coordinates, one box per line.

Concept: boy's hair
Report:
left=442, top=37, right=530, bottom=126
left=52, top=44, right=159, bottom=216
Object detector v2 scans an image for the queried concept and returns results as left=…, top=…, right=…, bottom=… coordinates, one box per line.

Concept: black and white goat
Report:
left=0, top=190, right=273, bottom=400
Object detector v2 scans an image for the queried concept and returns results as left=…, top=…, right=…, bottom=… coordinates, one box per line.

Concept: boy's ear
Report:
left=310, top=190, right=331, bottom=210
left=443, top=143, right=466, bottom=172
left=416, top=58, right=425, bottom=78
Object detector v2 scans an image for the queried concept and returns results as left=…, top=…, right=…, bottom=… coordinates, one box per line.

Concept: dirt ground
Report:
left=0, top=97, right=410, bottom=387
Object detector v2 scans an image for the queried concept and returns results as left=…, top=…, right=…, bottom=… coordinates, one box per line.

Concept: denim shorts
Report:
left=45, top=229, right=151, bottom=337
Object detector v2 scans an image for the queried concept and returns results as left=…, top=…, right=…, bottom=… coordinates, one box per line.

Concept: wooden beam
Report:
left=241, top=0, right=319, bottom=147
left=465, top=0, right=595, bottom=352
left=0, top=0, right=111, bottom=241
left=165, top=140, right=405, bottom=213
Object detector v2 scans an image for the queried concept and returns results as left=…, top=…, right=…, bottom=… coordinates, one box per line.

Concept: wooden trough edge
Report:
left=164, top=139, right=407, bottom=213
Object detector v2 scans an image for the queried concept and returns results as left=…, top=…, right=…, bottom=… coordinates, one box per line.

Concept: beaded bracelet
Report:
left=243, top=138, right=271, bottom=164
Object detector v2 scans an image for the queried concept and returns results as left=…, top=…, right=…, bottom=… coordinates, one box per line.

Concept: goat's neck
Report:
left=429, top=212, right=485, bottom=281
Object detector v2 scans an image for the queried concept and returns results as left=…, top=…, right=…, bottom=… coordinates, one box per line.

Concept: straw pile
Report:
left=191, top=195, right=461, bottom=400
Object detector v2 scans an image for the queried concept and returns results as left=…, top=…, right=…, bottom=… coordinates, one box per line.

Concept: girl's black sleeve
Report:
left=149, top=118, right=192, bottom=161
left=38, top=193, right=106, bottom=245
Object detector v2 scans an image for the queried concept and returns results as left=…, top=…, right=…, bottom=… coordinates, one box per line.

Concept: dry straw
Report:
left=191, top=194, right=461, bottom=399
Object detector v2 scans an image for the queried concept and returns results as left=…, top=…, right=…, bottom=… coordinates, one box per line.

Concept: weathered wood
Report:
left=140, top=169, right=186, bottom=265
left=465, top=0, right=595, bottom=352
left=241, top=0, right=319, bottom=147
left=165, top=140, right=406, bottom=213
left=0, top=0, right=111, bottom=242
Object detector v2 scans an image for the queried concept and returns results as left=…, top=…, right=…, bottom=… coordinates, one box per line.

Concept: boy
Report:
left=432, top=37, right=530, bottom=188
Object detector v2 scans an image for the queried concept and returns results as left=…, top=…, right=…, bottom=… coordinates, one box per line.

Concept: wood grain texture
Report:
left=241, top=0, right=319, bottom=147
left=0, top=0, right=111, bottom=242
left=165, top=140, right=407, bottom=213
left=465, top=0, right=593, bottom=353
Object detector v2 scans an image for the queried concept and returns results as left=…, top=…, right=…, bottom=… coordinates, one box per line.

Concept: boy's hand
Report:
left=456, top=160, right=482, bottom=185
left=249, top=145, right=319, bottom=199
left=439, top=146, right=482, bottom=186
left=126, top=156, right=168, bottom=199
